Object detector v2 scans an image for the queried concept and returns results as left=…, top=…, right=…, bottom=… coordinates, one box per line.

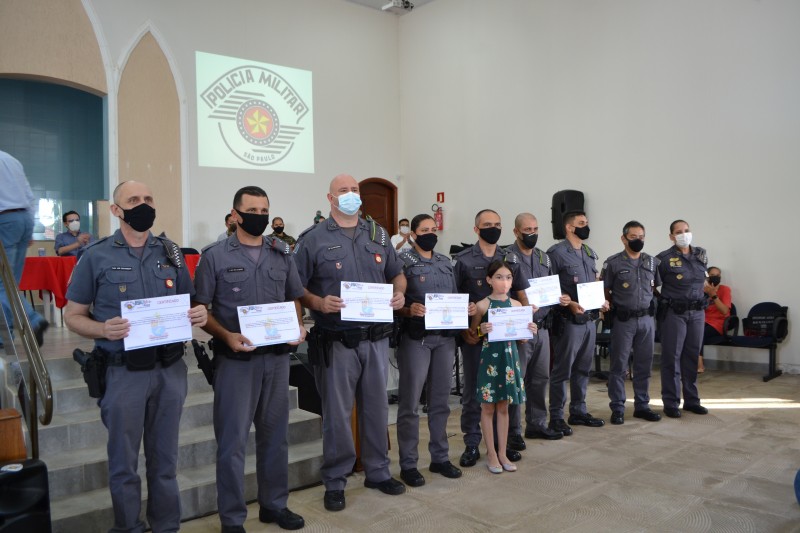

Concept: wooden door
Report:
left=359, top=178, right=397, bottom=235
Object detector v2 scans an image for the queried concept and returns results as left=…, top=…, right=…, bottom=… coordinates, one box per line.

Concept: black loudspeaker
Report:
left=289, top=355, right=322, bottom=416
left=0, top=459, right=51, bottom=533
left=551, top=190, right=585, bottom=240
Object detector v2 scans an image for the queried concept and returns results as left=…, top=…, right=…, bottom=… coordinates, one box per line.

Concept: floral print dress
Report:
left=476, top=298, right=526, bottom=405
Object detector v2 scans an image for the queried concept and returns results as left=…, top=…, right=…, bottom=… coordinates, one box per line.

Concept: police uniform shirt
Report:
left=547, top=240, right=599, bottom=302
left=601, top=252, right=661, bottom=311
left=506, top=242, right=552, bottom=322
left=400, top=248, right=458, bottom=310
left=66, top=229, right=195, bottom=353
left=55, top=230, right=95, bottom=256
left=294, top=217, right=403, bottom=329
left=656, top=245, right=708, bottom=301
left=452, top=243, right=528, bottom=303
left=193, top=235, right=304, bottom=333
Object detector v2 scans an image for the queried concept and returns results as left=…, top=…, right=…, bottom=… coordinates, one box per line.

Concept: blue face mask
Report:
left=336, top=192, right=362, bottom=216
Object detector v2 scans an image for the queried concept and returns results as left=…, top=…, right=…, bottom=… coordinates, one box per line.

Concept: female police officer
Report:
left=395, top=214, right=475, bottom=487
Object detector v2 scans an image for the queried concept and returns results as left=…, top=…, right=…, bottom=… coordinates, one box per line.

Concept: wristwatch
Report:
left=710, top=295, right=718, bottom=301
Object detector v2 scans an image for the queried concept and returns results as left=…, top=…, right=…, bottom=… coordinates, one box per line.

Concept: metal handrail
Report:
left=0, top=242, right=53, bottom=459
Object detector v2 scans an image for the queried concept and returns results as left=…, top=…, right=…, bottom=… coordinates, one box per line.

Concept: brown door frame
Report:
left=359, top=177, right=398, bottom=235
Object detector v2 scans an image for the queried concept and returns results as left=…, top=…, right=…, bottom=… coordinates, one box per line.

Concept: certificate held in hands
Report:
left=237, top=302, right=301, bottom=346
left=424, top=293, right=469, bottom=330
left=121, top=293, right=192, bottom=351
left=487, top=305, right=534, bottom=342
left=340, top=281, right=394, bottom=322
left=577, top=281, right=605, bottom=311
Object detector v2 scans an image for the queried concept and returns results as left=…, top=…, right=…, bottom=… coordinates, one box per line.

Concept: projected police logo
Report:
left=197, top=51, right=314, bottom=173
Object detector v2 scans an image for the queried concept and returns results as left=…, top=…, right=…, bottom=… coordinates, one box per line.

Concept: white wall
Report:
left=398, top=0, right=800, bottom=372
left=87, top=0, right=402, bottom=247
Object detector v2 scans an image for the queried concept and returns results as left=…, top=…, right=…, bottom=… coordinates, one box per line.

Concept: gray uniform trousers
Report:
left=314, top=338, right=390, bottom=490
left=396, top=334, right=455, bottom=469
left=214, top=354, right=290, bottom=526
left=659, top=308, right=703, bottom=409
left=510, top=330, right=551, bottom=434
left=459, top=340, right=483, bottom=447
left=608, top=317, right=655, bottom=413
left=549, top=321, right=596, bottom=420
left=100, top=360, right=188, bottom=533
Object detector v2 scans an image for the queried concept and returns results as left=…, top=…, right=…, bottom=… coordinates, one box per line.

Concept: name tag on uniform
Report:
left=227, top=267, right=246, bottom=272
left=111, top=266, right=132, bottom=271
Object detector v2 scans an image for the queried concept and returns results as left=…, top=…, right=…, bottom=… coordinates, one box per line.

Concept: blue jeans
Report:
left=0, top=210, right=44, bottom=333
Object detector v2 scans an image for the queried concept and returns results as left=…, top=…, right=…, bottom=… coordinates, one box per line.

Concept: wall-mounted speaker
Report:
left=551, top=190, right=585, bottom=240
left=0, top=459, right=51, bottom=532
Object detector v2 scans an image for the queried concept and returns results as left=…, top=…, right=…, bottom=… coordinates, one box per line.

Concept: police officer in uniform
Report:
left=294, top=174, right=407, bottom=512
left=506, top=213, right=565, bottom=442
left=453, top=209, right=529, bottom=467
left=601, top=221, right=662, bottom=425
left=64, top=181, right=208, bottom=533
left=656, top=219, right=709, bottom=418
left=193, top=186, right=306, bottom=532
left=547, top=211, right=608, bottom=436
left=395, top=214, right=473, bottom=487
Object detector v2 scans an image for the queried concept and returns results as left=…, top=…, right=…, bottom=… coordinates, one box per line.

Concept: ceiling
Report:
left=344, top=0, right=437, bottom=15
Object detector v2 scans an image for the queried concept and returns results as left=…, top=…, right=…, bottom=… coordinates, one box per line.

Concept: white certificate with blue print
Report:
left=524, top=275, right=562, bottom=307
left=577, top=281, right=605, bottom=310
left=487, top=305, right=534, bottom=342
left=237, top=302, right=301, bottom=346
left=424, top=293, right=469, bottom=330
left=340, top=281, right=394, bottom=322
left=121, top=293, right=192, bottom=350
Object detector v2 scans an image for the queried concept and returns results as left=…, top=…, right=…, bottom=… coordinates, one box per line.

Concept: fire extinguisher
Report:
left=432, top=203, right=444, bottom=231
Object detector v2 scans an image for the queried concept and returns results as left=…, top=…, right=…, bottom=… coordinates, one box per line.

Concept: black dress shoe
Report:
left=364, top=477, right=406, bottom=495
left=633, top=409, right=662, bottom=422
left=33, top=320, right=49, bottom=347
left=505, top=448, right=522, bottom=462
left=663, top=407, right=681, bottom=419
left=525, top=426, right=563, bottom=440
left=683, top=404, right=708, bottom=415
left=459, top=445, right=480, bottom=467
left=259, top=507, right=305, bottom=530
left=221, top=526, right=245, bottom=533
left=429, top=461, right=462, bottom=479
left=324, top=490, right=345, bottom=512
left=507, top=434, right=527, bottom=451
left=568, top=413, right=605, bottom=427
left=400, top=468, right=425, bottom=487
left=549, top=419, right=573, bottom=436
left=610, top=412, right=624, bottom=425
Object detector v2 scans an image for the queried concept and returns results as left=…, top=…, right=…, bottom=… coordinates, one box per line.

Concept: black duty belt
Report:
left=614, top=308, right=652, bottom=321
left=403, top=319, right=459, bottom=340
left=212, top=338, right=290, bottom=360
left=665, top=299, right=706, bottom=314
left=101, top=342, right=185, bottom=370
left=321, top=323, right=395, bottom=349
left=561, top=309, right=599, bottom=324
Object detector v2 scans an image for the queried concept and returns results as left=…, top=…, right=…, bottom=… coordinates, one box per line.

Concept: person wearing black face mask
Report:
left=699, top=266, right=731, bottom=373
left=600, top=221, right=662, bottom=425
left=505, top=213, right=568, bottom=444
left=394, top=214, right=477, bottom=487
left=452, top=209, right=530, bottom=467
left=269, top=216, right=297, bottom=250
left=546, top=211, right=609, bottom=435
left=193, top=185, right=307, bottom=531
left=64, top=181, right=208, bottom=533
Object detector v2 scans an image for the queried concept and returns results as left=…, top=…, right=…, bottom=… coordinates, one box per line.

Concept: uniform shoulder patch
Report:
left=154, top=236, right=183, bottom=268
left=201, top=240, right=222, bottom=254
left=504, top=250, right=519, bottom=264
left=268, top=236, right=292, bottom=255
left=399, top=251, right=419, bottom=268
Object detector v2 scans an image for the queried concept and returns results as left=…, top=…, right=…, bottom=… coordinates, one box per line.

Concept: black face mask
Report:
left=414, top=233, right=438, bottom=252
left=118, top=203, right=156, bottom=233
left=708, top=275, right=721, bottom=286
left=273, top=226, right=285, bottom=234
left=573, top=225, right=590, bottom=240
left=627, top=238, right=644, bottom=253
left=236, top=210, right=270, bottom=237
left=520, top=232, right=538, bottom=249
left=479, top=227, right=502, bottom=245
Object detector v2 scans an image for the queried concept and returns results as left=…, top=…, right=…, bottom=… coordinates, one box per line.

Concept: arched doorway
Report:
left=359, top=177, right=398, bottom=235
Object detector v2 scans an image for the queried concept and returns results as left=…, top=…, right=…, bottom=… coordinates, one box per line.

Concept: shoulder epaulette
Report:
left=201, top=240, right=222, bottom=254
left=535, top=248, right=551, bottom=269
left=583, top=244, right=598, bottom=260
left=154, top=235, right=183, bottom=268
left=503, top=250, right=520, bottom=264
left=434, top=251, right=451, bottom=263
left=365, top=216, right=389, bottom=247
left=399, top=250, right=419, bottom=268
left=84, top=236, right=110, bottom=250
left=268, top=236, right=292, bottom=255
left=454, top=246, right=472, bottom=258
left=694, top=246, right=708, bottom=265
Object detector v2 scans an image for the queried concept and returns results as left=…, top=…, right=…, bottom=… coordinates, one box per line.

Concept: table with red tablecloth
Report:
left=19, top=256, right=77, bottom=326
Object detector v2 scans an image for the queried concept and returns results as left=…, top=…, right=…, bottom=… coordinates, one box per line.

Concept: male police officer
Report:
left=547, top=211, right=608, bottom=436
left=64, top=181, right=207, bottom=533
left=601, top=221, right=662, bottom=425
left=453, top=209, right=529, bottom=466
left=193, top=186, right=306, bottom=532
left=506, top=213, right=565, bottom=442
left=294, top=174, right=406, bottom=512
left=656, top=219, right=709, bottom=418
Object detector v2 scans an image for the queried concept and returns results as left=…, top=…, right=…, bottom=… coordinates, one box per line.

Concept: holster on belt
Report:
left=191, top=339, right=215, bottom=386
left=73, top=348, right=107, bottom=399
left=307, top=326, right=330, bottom=367
left=404, top=319, right=426, bottom=341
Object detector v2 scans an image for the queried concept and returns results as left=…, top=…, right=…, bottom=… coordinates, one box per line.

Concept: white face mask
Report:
left=68, top=221, right=80, bottom=232
left=675, top=232, right=692, bottom=248
left=399, top=226, right=410, bottom=234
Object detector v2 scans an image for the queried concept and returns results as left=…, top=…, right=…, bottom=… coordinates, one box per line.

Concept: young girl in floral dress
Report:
left=471, top=260, right=537, bottom=473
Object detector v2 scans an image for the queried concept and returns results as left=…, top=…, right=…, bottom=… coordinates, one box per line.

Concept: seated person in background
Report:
left=269, top=216, right=296, bottom=249
left=55, top=210, right=94, bottom=256
left=391, top=218, right=413, bottom=252
left=217, top=213, right=236, bottom=241
left=699, top=266, right=731, bottom=373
